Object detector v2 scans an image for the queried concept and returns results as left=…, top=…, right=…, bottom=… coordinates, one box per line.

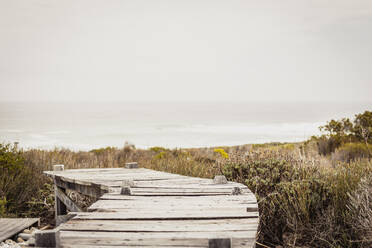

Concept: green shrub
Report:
left=223, top=157, right=296, bottom=195
left=0, top=143, right=25, bottom=215
left=0, top=143, right=49, bottom=217
left=316, top=110, right=371, bottom=156
left=332, top=143, right=372, bottom=162
left=149, top=146, right=169, bottom=153
left=223, top=152, right=371, bottom=247
left=154, top=151, right=166, bottom=159
left=89, top=146, right=116, bottom=156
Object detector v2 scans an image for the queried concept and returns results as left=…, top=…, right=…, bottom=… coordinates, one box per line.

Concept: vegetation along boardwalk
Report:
left=41, top=163, right=259, bottom=248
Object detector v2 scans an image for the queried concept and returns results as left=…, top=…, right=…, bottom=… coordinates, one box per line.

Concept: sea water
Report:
left=0, top=102, right=370, bottom=151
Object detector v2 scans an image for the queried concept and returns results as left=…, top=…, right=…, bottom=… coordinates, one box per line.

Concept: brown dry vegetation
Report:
left=1, top=141, right=371, bottom=248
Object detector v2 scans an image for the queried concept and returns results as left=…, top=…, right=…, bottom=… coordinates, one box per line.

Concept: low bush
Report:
left=223, top=151, right=372, bottom=247
left=332, top=143, right=372, bottom=162
left=0, top=143, right=49, bottom=217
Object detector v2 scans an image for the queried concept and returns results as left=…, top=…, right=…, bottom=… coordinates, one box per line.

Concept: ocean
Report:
left=0, top=102, right=370, bottom=151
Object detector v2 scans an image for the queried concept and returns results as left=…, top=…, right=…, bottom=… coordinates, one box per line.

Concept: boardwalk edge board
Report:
left=0, top=218, right=40, bottom=242
left=39, top=164, right=259, bottom=247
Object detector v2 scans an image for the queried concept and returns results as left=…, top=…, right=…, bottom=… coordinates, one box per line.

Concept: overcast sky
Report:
left=0, top=0, right=371, bottom=102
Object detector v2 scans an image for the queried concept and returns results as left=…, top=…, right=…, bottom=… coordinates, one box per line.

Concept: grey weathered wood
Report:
left=72, top=210, right=258, bottom=220
left=130, top=187, right=246, bottom=193
left=53, top=164, right=64, bottom=171
left=54, top=175, right=108, bottom=198
left=58, top=230, right=256, bottom=246
left=56, top=188, right=83, bottom=212
left=43, top=167, right=259, bottom=247
left=120, top=179, right=134, bottom=195
left=209, top=238, right=231, bottom=248
left=35, top=229, right=58, bottom=248
left=60, top=219, right=259, bottom=232
left=0, top=218, right=39, bottom=242
left=54, top=185, right=67, bottom=221
left=56, top=213, right=77, bottom=226
left=59, top=246, right=204, bottom=248
left=87, top=199, right=258, bottom=212
left=125, top=162, right=138, bottom=169
left=54, top=164, right=67, bottom=224
left=120, top=186, right=131, bottom=195
left=213, top=175, right=228, bottom=184
left=99, top=194, right=256, bottom=202
left=121, top=179, right=134, bottom=187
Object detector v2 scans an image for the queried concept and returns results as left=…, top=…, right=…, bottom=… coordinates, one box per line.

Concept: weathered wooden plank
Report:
left=59, top=231, right=256, bottom=246
left=99, top=194, right=256, bottom=202
left=95, top=179, right=242, bottom=188
left=72, top=210, right=259, bottom=220
left=59, top=246, right=205, bottom=248
left=113, top=187, right=250, bottom=196
left=56, top=188, right=83, bottom=212
left=89, top=198, right=257, bottom=208
left=88, top=201, right=258, bottom=212
left=46, top=169, right=185, bottom=181
left=0, top=218, right=39, bottom=242
left=117, top=188, right=251, bottom=197
left=44, top=168, right=148, bottom=175
left=60, top=219, right=259, bottom=232
left=124, top=191, right=245, bottom=196
left=105, top=182, right=248, bottom=190
left=91, top=206, right=258, bottom=214
left=130, top=188, right=247, bottom=193
left=54, top=186, right=67, bottom=219
left=54, top=176, right=108, bottom=198
left=131, top=184, right=247, bottom=189
left=59, top=245, right=205, bottom=248
left=56, top=213, right=77, bottom=226
left=46, top=169, right=188, bottom=190
left=52, top=172, right=184, bottom=181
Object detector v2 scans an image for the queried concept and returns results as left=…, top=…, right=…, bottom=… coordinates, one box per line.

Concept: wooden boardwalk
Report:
left=0, top=218, right=39, bottom=242
left=43, top=164, right=259, bottom=247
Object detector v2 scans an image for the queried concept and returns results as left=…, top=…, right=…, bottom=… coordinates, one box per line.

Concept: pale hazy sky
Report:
left=0, top=0, right=371, bottom=102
